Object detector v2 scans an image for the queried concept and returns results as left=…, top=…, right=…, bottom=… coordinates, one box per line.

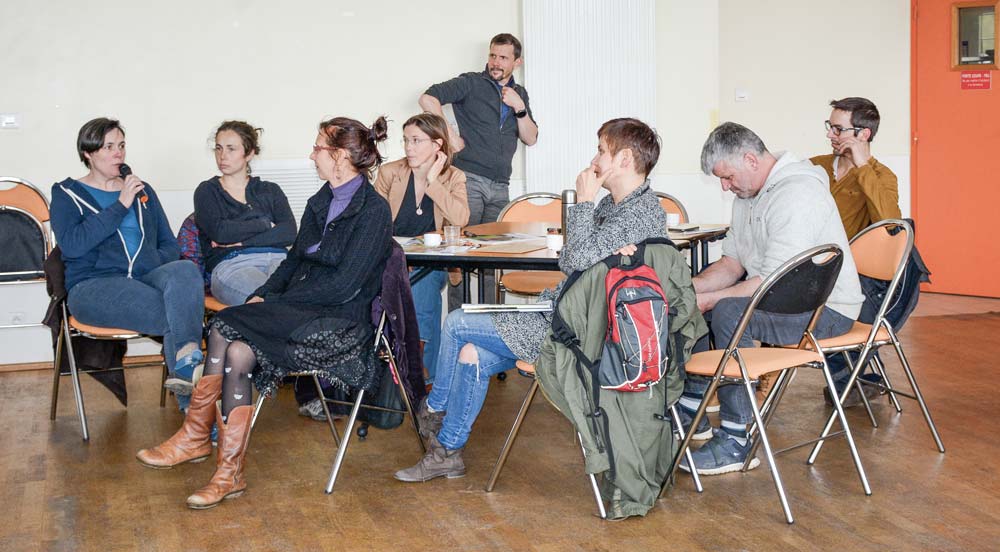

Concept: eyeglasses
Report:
left=824, top=120, right=864, bottom=137
left=401, top=137, right=433, bottom=147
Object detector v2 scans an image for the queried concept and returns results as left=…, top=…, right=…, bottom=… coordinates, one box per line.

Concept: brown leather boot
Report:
left=136, top=375, right=222, bottom=469
left=186, top=404, right=254, bottom=509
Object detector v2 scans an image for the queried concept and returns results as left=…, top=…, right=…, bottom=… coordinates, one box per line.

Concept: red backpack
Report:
left=598, top=261, right=671, bottom=391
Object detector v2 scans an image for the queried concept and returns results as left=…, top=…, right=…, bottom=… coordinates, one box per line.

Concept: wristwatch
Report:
left=514, top=109, right=528, bottom=119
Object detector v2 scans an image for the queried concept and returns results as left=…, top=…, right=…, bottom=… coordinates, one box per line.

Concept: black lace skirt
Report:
left=211, top=301, right=377, bottom=398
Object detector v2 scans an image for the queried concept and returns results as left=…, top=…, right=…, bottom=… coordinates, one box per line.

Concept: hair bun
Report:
left=369, top=115, right=389, bottom=143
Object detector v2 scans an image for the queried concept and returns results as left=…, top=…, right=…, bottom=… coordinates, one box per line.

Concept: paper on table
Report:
left=466, top=232, right=542, bottom=244
left=461, top=301, right=553, bottom=313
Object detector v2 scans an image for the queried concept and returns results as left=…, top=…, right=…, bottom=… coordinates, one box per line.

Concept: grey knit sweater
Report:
left=492, top=182, right=667, bottom=361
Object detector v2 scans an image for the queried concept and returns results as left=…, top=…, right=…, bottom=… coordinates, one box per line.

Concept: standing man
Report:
left=811, top=97, right=930, bottom=404
left=420, top=33, right=538, bottom=228
left=678, top=122, right=864, bottom=475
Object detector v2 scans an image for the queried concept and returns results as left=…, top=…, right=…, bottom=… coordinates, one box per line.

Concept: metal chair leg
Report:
left=890, top=334, right=945, bottom=453
left=325, top=389, right=366, bottom=494
left=579, top=433, right=607, bottom=520
left=854, top=370, right=879, bottom=429
left=744, top=368, right=795, bottom=470
left=63, top=319, right=89, bottom=441
left=871, top=353, right=902, bottom=413
left=670, top=405, right=703, bottom=493
left=841, top=351, right=878, bottom=428
left=821, top=361, right=871, bottom=496
left=159, top=363, right=168, bottom=408
left=485, top=378, right=538, bottom=492
left=808, top=343, right=875, bottom=463
left=50, top=329, right=64, bottom=420
left=662, top=373, right=722, bottom=498
left=250, top=393, right=266, bottom=431
left=742, top=378, right=793, bottom=524
left=311, top=374, right=341, bottom=446
left=381, top=333, right=424, bottom=454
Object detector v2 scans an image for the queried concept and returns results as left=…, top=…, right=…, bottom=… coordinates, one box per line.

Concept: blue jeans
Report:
left=410, top=269, right=448, bottom=381
left=827, top=257, right=922, bottom=390
left=428, top=310, right=518, bottom=450
left=68, top=260, right=204, bottom=374
left=684, top=296, right=855, bottom=425
left=210, top=252, right=286, bottom=306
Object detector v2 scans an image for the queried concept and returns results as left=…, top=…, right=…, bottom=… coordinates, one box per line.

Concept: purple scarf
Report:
left=306, top=174, right=365, bottom=254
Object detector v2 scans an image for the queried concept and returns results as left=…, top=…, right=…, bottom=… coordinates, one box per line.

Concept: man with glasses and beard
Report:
left=811, top=97, right=930, bottom=407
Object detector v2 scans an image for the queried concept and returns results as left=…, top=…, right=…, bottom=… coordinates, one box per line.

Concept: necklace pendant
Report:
left=416, top=206, right=423, bottom=215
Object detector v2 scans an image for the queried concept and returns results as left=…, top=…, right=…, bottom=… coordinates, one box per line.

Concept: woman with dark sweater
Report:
left=50, top=117, right=204, bottom=394
left=137, top=116, right=394, bottom=510
left=194, top=121, right=296, bottom=306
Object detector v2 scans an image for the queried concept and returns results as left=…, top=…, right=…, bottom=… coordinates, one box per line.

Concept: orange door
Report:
left=913, top=0, right=1000, bottom=297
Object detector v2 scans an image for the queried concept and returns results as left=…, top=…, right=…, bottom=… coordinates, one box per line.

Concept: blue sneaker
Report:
left=164, top=350, right=203, bottom=394
left=677, top=408, right=715, bottom=441
left=679, top=432, right=760, bottom=475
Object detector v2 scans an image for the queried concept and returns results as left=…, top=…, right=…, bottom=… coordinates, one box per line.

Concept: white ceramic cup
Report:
left=666, top=213, right=681, bottom=227
left=423, top=233, right=442, bottom=247
left=546, top=233, right=564, bottom=251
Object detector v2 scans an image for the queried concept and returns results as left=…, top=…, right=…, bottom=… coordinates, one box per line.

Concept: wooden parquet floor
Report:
left=2, top=311, right=999, bottom=551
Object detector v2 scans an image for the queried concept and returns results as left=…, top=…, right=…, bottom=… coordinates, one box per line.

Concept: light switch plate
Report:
left=0, top=113, right=21, bottom=129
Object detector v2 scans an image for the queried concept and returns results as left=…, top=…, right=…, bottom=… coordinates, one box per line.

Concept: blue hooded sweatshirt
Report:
left=50, top=178, right=180, bottom=291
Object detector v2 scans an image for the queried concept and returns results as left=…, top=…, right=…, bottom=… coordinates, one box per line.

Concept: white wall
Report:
left=0, top=0, right=524, bottom=192
left=716, top=0, right=912, bottom=215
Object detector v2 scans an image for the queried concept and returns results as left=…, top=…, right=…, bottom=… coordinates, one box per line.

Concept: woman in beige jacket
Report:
left=374, top=113, right=469, bottom=383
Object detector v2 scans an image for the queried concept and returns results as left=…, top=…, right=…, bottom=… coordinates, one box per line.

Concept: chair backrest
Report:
left=849, top=219, right=912, bottom=283
left=0, top=206, right=47, bottom=281
left=849, top=219, right=913, bottom=326
left=723, top=244, right=844, bottom=351
left=497, top=192, right=561, bottom=223
left=0, top=177, right=50, bottom=224
left=654, top=192, right=689, bottom=223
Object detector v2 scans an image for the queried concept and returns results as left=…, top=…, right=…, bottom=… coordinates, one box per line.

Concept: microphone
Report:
left=119, top=163, right=148, bottom=203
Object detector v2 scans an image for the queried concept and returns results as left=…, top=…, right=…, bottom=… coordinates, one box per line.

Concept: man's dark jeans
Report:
left=827, top=253, right=924, bottom=391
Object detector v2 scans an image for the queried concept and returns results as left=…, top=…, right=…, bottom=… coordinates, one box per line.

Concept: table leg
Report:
left=408, top=267, right=433, bottom=287
left=701, top=240, right=711, bottom=271
left=478, top=269, right=487, bottom=303
left=462, top=270, right=471, bottom=303
left=689, top=247, right=699, bottom=276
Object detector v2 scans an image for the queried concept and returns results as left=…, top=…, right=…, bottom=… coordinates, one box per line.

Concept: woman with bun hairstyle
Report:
left=374, top=113, right=468, bottom=383
left=137, top=116, right=393, bottom=510
left=194, top=121, right=296, bottom=306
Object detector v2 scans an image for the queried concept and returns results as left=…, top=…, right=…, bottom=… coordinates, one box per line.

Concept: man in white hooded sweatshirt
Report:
left=677, top=122, right=864, bottom=475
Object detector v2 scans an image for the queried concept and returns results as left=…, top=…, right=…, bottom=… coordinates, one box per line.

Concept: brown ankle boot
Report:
left=393, top=433, right=465, bottom=482
left=186, top=404, right=254, bottom=509
left=136, top=375, right=222, bottom=469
